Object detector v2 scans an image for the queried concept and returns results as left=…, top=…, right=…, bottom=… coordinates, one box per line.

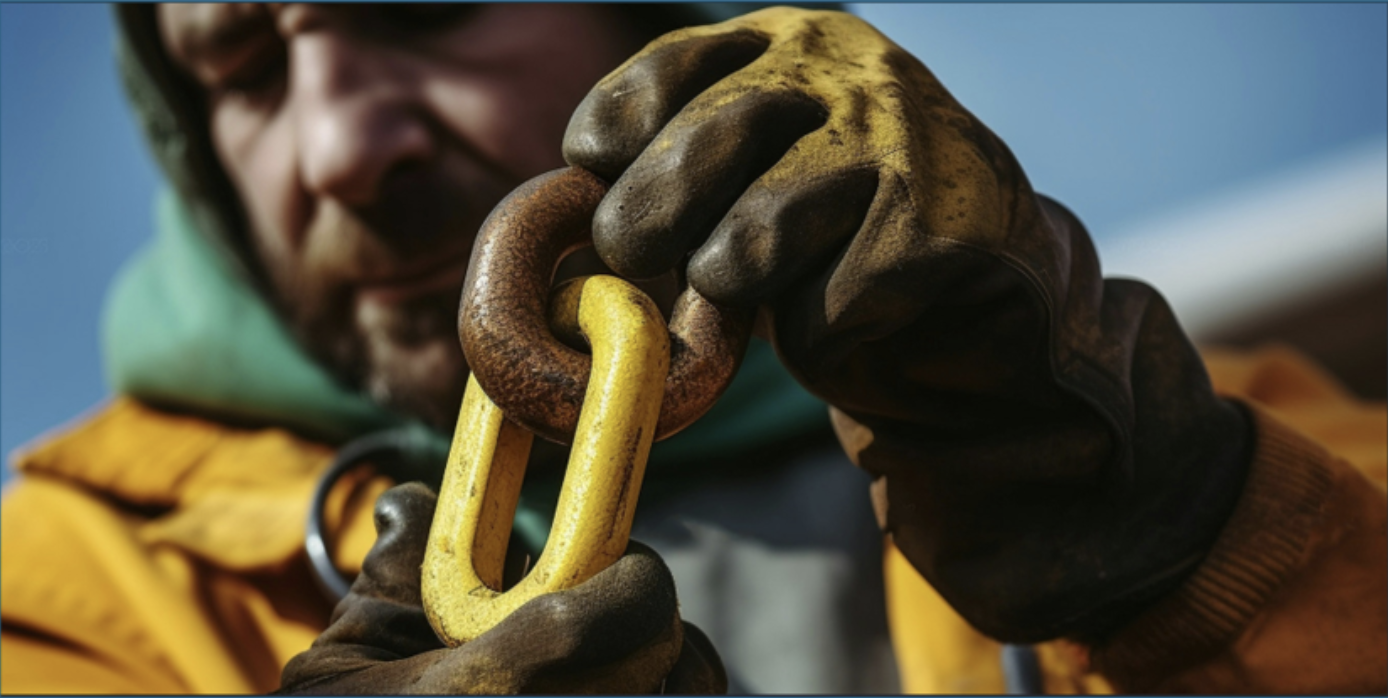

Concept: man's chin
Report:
left=288, top=288, right=471, bottom=431
left=363, top=334, right=470, bottom=432
left=345, top=289, right=470, bottom=430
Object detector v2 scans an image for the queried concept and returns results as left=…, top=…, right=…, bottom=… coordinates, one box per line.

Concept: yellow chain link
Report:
left=422, top=275, right=670, bottom=645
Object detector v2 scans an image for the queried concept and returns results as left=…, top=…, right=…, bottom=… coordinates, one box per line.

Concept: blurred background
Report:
left=2, top=3, right=1385, bottom=484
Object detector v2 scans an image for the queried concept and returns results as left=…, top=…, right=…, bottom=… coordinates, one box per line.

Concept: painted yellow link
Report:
left=421, top=275, right=671, bottom=646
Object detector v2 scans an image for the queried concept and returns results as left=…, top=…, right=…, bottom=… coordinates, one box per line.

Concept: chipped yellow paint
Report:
left=422, top=275, right=670, bottom=645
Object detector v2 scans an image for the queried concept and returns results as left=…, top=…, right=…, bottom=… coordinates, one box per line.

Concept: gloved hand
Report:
left=277, top=483, right=726, bottom=695
left=563, top=7, right=1252, bottom=644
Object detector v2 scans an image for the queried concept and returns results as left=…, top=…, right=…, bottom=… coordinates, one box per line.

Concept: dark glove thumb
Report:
left=353, top=482, right=438, bottom=605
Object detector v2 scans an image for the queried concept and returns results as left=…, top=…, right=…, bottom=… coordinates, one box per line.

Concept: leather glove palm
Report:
left=277, top=483, right=726, bottom=694
left=564, top=7, right=1251, bottom=643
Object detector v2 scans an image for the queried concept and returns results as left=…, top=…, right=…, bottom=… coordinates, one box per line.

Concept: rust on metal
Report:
left=459, top=166, right=753, bottom=445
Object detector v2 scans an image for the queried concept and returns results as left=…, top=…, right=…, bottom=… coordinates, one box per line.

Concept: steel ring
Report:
left=306, top=429, right=447, bottom=604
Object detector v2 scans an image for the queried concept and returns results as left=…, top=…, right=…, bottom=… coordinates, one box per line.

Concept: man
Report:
left=2, top=3, right=1384, bottom=694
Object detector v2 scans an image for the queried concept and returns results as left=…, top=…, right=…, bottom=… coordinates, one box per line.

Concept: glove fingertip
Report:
left=591, top=184, right=686, bottom=280
left=372, top=482, right=437, bottom=537
left=563, top=94, right=643, bottom=183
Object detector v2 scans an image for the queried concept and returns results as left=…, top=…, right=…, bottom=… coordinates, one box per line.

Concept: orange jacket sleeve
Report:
left=1090, top=346, right=1387, bottom=693
left=0, top=398, right=382, bottom=694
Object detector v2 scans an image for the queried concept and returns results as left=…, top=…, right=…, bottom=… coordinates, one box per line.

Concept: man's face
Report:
left=158, top=4, right=647, bottom=429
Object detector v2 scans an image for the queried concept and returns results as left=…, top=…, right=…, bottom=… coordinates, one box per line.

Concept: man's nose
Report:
left=284, top=10, right=433, bottom=206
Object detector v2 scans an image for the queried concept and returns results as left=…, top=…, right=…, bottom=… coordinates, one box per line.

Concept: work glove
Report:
left=563, top=7, right=1252, bottom=644
left=277, top=483, right=726, bottom=694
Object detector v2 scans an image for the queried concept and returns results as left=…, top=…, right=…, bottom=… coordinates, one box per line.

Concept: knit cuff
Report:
left=1089, top=404, right=1335, bottom=688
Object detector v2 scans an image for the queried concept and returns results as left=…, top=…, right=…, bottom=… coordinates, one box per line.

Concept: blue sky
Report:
left=2, top=4, right=1386, bottom=481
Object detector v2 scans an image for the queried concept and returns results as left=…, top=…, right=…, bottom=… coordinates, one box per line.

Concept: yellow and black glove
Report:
left=277, top=483, right=725, bottom=695
left=564, top=6, right=1252, bottom=644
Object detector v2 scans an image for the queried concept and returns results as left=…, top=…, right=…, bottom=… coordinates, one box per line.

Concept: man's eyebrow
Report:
left=166, top=4, right=277, bottom=69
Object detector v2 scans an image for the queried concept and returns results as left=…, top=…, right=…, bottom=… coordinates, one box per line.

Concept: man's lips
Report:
left=355, top=251, right=472, bottom=306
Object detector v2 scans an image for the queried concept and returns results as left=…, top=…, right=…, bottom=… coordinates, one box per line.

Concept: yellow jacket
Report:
left=2, top=346, right=1384, bottom=694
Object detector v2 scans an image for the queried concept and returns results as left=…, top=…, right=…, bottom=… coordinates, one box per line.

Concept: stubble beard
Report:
left=281, top=276, right=470, bottom=432
left=257, top=189, right=496, bottom=434
left=251, top=146, right=523, bottom=433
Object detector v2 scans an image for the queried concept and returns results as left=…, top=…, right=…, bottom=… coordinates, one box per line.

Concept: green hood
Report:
left=105, top=190, right=829, bottom=547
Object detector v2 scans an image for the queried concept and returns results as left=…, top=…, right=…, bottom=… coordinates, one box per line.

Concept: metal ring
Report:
left=1001, top=644, right=1043, bottom=694
left=458, top=166, right=754, bottom=446
left=306, top=429, right=448, bottom=604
